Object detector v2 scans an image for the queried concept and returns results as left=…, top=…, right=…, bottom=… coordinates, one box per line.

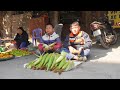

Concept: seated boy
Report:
left=38, top=23, right=62, bottom=53
left=62, top=21, right=92, bottom=61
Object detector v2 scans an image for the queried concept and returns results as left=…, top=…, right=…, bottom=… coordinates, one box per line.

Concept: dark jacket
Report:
left=63, top=31, right=92, bottom=49
left=14, top=31, right=30, bottom=45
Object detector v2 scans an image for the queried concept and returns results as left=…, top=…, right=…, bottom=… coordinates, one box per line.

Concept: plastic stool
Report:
left=32, top=28, right=42, bottom=46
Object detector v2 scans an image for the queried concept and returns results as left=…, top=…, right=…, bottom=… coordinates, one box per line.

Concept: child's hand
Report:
left=80, top=38, right=85, bottom=45
left=75, top=37, right=85, bottom=45
left=75, top=38, right=82, bottom=43
left=49, top=46, right=54, bottom=50
left=43, top=48, right=48, bottom=52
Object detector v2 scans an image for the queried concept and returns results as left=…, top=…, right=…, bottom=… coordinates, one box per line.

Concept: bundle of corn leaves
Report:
left=24, top=51, right=75, bottom=74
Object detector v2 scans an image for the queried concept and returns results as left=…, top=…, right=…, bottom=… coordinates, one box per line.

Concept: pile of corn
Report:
left=24, top=51, right=75, bottom=74
left=8, top=49, right=31, bottom=57
left=0, top=53, right=13, bottom=59
left=0, top=47, right=5, bottom=52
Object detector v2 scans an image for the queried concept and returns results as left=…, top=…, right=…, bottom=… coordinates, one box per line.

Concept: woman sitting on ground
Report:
left=13, top=27, right=30, bottom=49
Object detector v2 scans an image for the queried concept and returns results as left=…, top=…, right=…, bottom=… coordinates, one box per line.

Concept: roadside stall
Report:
left=24, top=43, right=83, bottom=75
left=24, top=51, right=82, bottom=75
left=0, top=39, right=82, bottom=74
left=0, top=37, right=34, bottom=61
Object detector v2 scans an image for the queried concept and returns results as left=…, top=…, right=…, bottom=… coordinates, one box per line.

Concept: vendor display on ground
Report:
left=24, top=51, right=83, bottom=75
left=0, top=53, right=15, bottom=61
left=8, top=49, right=32, bottom=57
left=0, top=40, right=83, bottom=74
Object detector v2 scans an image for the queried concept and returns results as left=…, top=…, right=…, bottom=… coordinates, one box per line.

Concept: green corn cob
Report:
left=49, top=53, right=57, bottom=70
left=46, top=53, right=55, bottom=71
left=33, top=55, right=43, bottom=66
left=65, top=61, right=74, bottom=71
left=31, top=57, right=43, bottom=70
left=43, top=53, right=52, bottom=66
left=27, top=58, right=40, bottom=68
left=43, top=44, right=49, bottom=48
left=40, top=53, right=49, bottom=69
left=48, top=42, right=56, bottom=47
left=36, top=53, right=49, bottom=69
left=34, top=53, right=41, bottom=58
left=53, top=58, right=66, bottom=74
left=50, top=53, right=60, bottom=70
left=56, top=61, right=71, bottom=74
left=57, top=57, right=66, bottom=70
left=57, top=61, right=69, bottom=75
left=55, top=51, right=67, bottom=63
left=61, top=61, right=70, bottom=70
left=33, top=54, right=46, bottom=67
left=52, top=61, right=62, bottom=72
left=28, top=58, right=38, bottom=65
left=51, top=58, right=61, bottom=71
left=26, top=59, right=37, bottom=69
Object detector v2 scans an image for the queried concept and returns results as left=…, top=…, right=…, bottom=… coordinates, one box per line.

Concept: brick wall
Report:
left=28, top=14, right=49, bottom=37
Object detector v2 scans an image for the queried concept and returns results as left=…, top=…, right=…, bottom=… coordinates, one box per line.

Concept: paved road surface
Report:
left=1, top=37, right=120, bottom=79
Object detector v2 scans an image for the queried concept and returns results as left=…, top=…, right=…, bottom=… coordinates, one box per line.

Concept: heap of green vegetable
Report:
left=8, top=49, right=31, bottom=57
left=24, top=51, right=75, bottom=74
left=0, top=47, right=5, bottom=52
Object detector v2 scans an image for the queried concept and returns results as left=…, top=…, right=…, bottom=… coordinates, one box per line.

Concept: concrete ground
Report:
left=1, top=37, right=120, bottom=79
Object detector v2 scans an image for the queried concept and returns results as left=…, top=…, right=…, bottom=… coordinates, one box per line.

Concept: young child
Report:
left=38, top=23, right=62, bottom=53
left=63, top=21, right=92, bottom=61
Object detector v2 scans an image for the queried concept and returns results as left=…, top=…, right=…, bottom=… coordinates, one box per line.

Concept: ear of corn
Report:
left=43, top=44, right=49, bottom=51
left=43, top=53, right=52, bottom=66
left=57, top=57, right=66, bottom=70
left=55, top=55, right=64, bottom=63
left=25, top=52, right=75, bottom=74
left=52, top=62, right=60, bottom=71
left=36, top=53, right=49, bottom=69
left=28, top=58, right=40, bottom=69
left=50, top=53, right=60, bottom=70
left=44, top=43, right=56, bottom=51
left=33, top=55, right=43, bottom=66
left=43, top=44, right=49, bottom=48
left=46, top=53, right=55, bottom=71
left=48, top=42, right=56, bottom=47
left=61, top=61, right=70, bottom=70
left=56, top=61, right=70, bottom=74
left=26, top=59, right=37, bottom=69
left=49, top=53, right=57, bottom=70
left=40, top=53, right=49, bottom=69
left=65, top=61, right=74, bottom=71
left=55, top=51, right=67, bottom=63
left=53, top=58, right=66, bottom=74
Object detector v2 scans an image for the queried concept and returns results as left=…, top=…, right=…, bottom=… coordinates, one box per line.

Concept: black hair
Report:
left=70, top=21, right=80, bottom=27
left=45, top=23, right=54, bottom=28
left=18, top=27, right=25, bottom=32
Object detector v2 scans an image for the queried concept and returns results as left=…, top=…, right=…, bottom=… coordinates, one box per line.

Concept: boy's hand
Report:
left=43, top=48, right=49, bottom=52
left=43, top=46, right=53, bottom=52
left=43, top=44, right=49, bottom=48
left=49, top=46, right=54, bottom=50
left=75, top=37, right=85, bottom=45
